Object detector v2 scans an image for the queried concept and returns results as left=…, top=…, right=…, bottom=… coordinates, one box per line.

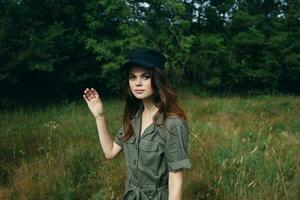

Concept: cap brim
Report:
left=120, top=59, right=156, bottom=71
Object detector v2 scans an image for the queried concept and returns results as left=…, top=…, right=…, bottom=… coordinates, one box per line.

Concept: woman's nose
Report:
left=135, top=78, right=142, bottom=86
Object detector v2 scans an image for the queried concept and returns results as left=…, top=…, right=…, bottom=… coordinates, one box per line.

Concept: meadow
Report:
left=0, top=93, right=299, bottom=200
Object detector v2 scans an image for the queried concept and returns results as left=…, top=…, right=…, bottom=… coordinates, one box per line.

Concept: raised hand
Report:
left=83, top=88, right=104, bottom=118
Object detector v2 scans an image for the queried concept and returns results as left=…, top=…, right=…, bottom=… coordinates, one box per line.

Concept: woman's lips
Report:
left=134, top=90, right=145, bottom=94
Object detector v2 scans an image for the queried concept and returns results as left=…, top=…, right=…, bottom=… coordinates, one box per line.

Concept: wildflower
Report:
left=44, top=121, right=59, bottom=130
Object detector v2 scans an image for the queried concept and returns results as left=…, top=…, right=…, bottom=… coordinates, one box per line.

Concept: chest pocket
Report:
left=139, top=141, right=161, bottom=167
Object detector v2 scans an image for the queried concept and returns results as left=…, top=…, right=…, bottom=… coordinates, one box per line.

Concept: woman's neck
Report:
left=142, top=97, right=158, bottom=116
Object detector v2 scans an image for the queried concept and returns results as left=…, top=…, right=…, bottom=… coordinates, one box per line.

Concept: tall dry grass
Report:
left=0, top=95, right=299, bottom=199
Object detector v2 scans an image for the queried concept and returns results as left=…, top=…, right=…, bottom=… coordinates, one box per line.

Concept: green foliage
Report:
left=190, top=33, right=228, bottom=88
left=0, top=0, right=300, bottom=104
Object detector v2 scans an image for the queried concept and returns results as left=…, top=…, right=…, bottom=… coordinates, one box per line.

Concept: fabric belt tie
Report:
left=123, top=179, right=168, bottom=200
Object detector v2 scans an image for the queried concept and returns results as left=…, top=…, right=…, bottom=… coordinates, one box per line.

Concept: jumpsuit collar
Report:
left=130, top=103, right=164, bottom=138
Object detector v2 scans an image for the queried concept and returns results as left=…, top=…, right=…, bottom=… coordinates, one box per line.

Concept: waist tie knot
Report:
left=123, top=179, right=168, bottom=200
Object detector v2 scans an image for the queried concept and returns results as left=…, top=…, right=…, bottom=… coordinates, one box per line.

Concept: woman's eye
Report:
left=143, top=75, right=151, bottom=80
left=129, top=76, right=135, bottom=80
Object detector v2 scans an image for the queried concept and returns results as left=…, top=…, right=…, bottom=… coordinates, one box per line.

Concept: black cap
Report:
left=121, top=48, right=166, bottom=70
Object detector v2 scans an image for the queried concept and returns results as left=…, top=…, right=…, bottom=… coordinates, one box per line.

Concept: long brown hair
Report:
left=120, top=66, right=187, bottom=141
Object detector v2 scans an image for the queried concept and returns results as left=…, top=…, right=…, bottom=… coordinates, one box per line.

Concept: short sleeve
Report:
left=114, top=127, right=124, bottom=148
left=165, top=123, right=192, bottom=172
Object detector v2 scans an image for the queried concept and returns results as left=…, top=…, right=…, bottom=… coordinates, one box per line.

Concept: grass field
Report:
left=0, top=93, right=299, bottom=200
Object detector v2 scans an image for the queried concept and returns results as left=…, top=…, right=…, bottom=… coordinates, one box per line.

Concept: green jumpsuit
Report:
left=114, top=104, right=191, bottom=200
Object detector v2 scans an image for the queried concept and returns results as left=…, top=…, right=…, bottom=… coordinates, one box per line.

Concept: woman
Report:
left=83, top=48, right=191, bottom=200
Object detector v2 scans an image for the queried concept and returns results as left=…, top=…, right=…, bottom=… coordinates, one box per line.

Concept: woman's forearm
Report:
left=168, top=185, right=182, bottom=200
left=95, top=115, right=117, bottom=159
left=168, top=171, right=183, bottom=200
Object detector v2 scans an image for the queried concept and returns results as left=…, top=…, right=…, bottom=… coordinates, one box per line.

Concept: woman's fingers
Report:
left=91, top=88, right=99, bottom=97
left=83, top=88, right=92, bottom=101
left=87, top=89, right=94, bottom=98
left=83, top=94, right=89, bottom=103
left=83, top=88, right=101, bottom=103
left=84, top=88, right=94, bottom=99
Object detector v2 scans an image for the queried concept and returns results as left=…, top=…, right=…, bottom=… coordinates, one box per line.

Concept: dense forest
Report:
left=0, top=0, right=299, bottom=105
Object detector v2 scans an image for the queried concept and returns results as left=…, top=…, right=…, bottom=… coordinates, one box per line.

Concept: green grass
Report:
left=1, top=94, right=300, bottom=199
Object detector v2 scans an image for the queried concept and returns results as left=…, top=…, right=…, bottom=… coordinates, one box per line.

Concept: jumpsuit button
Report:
left=133, top=159, right=137, bottom=165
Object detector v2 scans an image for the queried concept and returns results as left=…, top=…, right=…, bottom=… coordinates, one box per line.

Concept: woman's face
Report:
left=128, top=66, right=154, bottom=100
